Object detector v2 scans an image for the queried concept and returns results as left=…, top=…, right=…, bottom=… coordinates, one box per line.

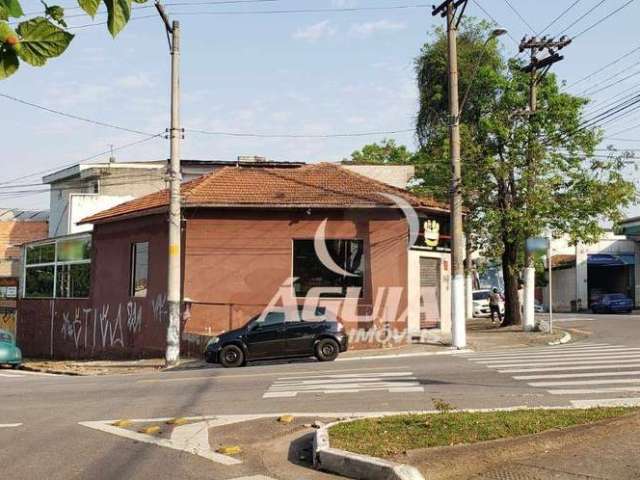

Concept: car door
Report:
left=244, top=311, right=287, bottom=360
left=284, top=319, right=324, bottom=356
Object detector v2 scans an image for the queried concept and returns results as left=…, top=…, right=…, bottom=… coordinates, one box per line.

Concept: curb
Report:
left=337, top=348, right=474, bottom=362
left=547, top=331, right=572, bottom=346
left=19, top=365, right=85, bottom=376
left=313, top=419, right=425, bottom=480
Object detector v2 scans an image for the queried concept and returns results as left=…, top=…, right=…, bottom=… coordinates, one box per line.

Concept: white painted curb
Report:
left=313, top=418, right=425, bottom=480
left=548, top=331, right=572, bottom=346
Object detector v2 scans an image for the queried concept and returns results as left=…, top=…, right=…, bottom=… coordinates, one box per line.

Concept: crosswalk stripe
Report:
left=462, top=343, right=612, bottom=357
left=464, top=345, right=619, bottom=358
left=514, top=370, right=640, bottom=380
left=273, top=377, right=417, bottom=387
left=269, top=381, right=421, bottom=391
left=478, top=351, right=640, bottom=364
left=481, top=356, right=640, bottom=368
left=471, top=347, right=640, bottom=361
left=276, top=371, right=413, bottom=380
left=499, top=363, right=640, bottom=373
left=550, top=386, right=640, bottom=395
left=529, top=378, right=640, bottom=387
left=570, top=397, right=640, bottom=408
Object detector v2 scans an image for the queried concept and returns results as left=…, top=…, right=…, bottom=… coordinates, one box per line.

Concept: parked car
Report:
left=472, top=289, right=504, bottom=318
left=204, top=306, right=349, bottom=367
left=534, top=300, right=545, bottom=313
left=591, top=293, right=633, bottom=314
left=0, top=330, right=22, bottom=369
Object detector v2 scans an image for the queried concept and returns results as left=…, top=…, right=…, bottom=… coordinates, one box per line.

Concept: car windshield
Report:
left=473, top=291, right=490, bottom=300
left=0, top=332, right=13, bottom=343
left=606, top=294, right=626, bottom=300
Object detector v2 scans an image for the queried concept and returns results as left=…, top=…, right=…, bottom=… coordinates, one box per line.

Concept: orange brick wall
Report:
left=0, top=221, right=49, bottom=277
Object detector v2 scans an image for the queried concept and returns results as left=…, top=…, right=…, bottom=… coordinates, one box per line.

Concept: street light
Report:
left=459, top=28, right=508, bottom=117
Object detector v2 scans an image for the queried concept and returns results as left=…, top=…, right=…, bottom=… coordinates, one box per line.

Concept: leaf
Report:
left=0, top=0, right=24, bottom=19
left=0, top=5, right=8, bottom=21
left=15, top=17, right=73, bottom=67
left=104, top=0, right=131, bottom=38
left=77, top=0, right=100, bottom=18
left=0, top=46, right=19, bottom=79
left=42, top=2, right=67, bottom=28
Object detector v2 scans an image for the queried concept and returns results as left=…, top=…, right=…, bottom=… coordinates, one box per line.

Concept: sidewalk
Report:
left=394, top=411, right=640, bottom=479
left=20, top=319, right=571, bottom=375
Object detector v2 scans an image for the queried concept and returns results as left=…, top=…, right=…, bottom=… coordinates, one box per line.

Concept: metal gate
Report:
left=419, top=257, right=441, bottom=329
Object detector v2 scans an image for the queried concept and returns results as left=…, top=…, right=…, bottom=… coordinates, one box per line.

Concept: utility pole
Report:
left=433, top=0, right=468, bottom=348
left=519, top=35, right=571, bottom=332
left=156, top=1, right=182, bottom=366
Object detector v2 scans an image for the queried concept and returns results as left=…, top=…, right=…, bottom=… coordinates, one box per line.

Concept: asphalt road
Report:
left=2, top=312, right=639, bottom=479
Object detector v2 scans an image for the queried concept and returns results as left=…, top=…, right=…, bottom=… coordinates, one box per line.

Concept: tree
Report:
left=414, top=19, right=635, bottom=326
left=344, top=139, right=414, bottom=165
left=0, top=0, right=146, bottom=79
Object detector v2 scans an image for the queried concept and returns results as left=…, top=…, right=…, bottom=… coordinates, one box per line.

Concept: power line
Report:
left=566, top=43, right=640, bottom=89
left=185, top=127, right=415, bottom=139
left=572, top=0, right=637, bottom=39
left=0, top=134, right=164, bottom=187
left=503, top=0, right=536, bottom=33
left=558, top=0, right=606, bottom=35
left=167, top=4, right=432, bottom=16
left=538, top=0, right=583, bottom=35
left=470, top=0, right=520, bottom=48
left=0, top=93, right=156, bottom=136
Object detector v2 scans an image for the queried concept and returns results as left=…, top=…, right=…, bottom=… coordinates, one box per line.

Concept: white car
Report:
left=473, top=289, right=505, bottom=318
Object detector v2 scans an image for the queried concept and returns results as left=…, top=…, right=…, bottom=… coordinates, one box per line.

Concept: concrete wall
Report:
left=48, top=168, right=166, bottom=237
left=0, top=220, right=48, bottom=277
left=342, top=165, right=415, bottom=189
left=18, top=214, right=170, bottom=359
left=544, top=267, right=577, bottom=313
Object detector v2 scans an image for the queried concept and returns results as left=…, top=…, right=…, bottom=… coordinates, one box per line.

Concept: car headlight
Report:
left=206, top=337, right=220, bottom=348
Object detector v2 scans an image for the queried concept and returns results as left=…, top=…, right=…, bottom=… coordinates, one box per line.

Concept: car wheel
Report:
left=11, top=364, right=20, bottom=370
left=219, top=345, right=244, bottom=368
left=315, top=338, right=340, bottom=362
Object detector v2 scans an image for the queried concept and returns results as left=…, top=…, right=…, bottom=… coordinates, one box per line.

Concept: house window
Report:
left=292, top=239, right=364, bottom=298
left=130, top=242, right=149, bottom=297
left=23, top=236, right=92, bottom=299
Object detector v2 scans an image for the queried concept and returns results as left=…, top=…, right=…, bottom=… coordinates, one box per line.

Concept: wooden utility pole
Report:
left=519, top=36, right=571, bottom=331
left=156, top=1, right=182, bottom=366
left=433, top=0, right=468, bottom=348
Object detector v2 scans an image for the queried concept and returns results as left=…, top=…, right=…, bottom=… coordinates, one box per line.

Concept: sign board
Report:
left=526, top=237, right=550, bottom=253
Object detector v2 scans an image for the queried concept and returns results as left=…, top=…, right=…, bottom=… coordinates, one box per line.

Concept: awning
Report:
left=587, top=253, right=635, bottom=267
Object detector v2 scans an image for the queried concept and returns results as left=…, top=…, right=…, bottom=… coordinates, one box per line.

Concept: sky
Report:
left=2, top=0, right=640, bottom=213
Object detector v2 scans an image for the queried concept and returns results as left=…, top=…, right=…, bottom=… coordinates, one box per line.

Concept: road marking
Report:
left=500, top=363, right=640, bottom=373
left=481, top=356, right=640, bottom=368
left=514, top=370, right=640, bottom=380
left=550, top=386, right=640, bottom=395
left=79, top=417, right=241, bottom=465
left=463, top=343, right=611, bottom=357
left=336, top=349, right=473, bottom=362
left=570, top=397, right=640, bottom=408
left=470, top=347, right=640, bottom=360
left=529, top=378, right=640, bottom=387
left=136, top=365, right=410, bottom=384
left=0, top=373, right=23, bottom=378
left=0, top=423, right=22, bottom=428
left=230, top=476, right=279, bottom=480
left=479, top=352, right=640, bottom=365
left=263, top=371, right=423, bottom=398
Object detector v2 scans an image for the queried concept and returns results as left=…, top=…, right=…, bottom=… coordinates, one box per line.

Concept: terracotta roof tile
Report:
left=81, top=163, right=447, bottom=224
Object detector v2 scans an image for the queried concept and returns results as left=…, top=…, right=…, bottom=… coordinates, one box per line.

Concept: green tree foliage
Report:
left=0, top=0, right=146, bottom=79
left=414, top=19, right=635, bottom=325
left=345, top=139, right=415, bottom=165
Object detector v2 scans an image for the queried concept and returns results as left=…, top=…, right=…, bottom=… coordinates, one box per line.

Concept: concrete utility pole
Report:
left=519, top=35, right=571, bottom=332
left=156, top=1, right=182, bottom=366
left=433, top=0, right=468, bottom=348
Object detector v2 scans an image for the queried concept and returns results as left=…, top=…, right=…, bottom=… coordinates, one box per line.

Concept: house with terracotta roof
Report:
left=17, top=163, right=452, bottom=359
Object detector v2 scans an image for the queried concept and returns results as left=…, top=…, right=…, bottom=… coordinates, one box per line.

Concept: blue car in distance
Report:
left=591, top=293, right=634, bottom=314
left=0, top=329, right=22, bottom=368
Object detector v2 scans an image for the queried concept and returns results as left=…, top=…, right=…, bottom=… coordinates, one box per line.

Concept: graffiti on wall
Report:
left=59, top=296, right=166, bottom=352
left=0, top=309, right=17, bottom=335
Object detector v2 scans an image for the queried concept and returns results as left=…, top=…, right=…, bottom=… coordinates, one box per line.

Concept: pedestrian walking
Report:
left=489, top=288, right=503, bottom=325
